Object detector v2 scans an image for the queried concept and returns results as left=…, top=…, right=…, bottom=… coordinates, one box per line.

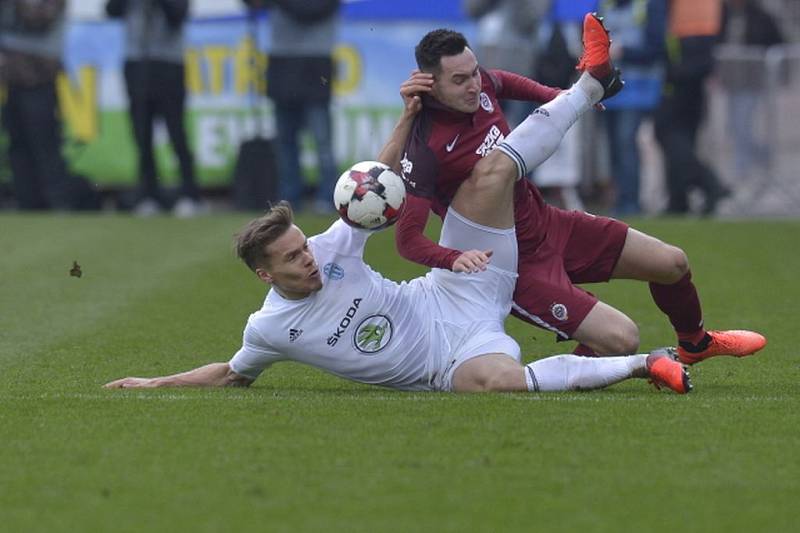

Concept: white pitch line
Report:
left=0, top=392, right=792, bottom=402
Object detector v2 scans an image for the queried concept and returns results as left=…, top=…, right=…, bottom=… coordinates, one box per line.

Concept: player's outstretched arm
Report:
left=104, top=362, right=254, bottom=389
left=376, top=70, right=432, bottom=172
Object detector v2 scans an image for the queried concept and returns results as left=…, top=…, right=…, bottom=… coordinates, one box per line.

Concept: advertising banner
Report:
left=59, top=13, right=473, bottom=186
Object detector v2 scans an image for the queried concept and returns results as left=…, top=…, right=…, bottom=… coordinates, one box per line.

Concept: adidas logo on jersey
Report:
left=289, top=328, right=303, bottom=342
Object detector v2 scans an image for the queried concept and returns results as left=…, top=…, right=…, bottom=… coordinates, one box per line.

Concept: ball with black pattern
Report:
left=333, top=161, right=406, bottom=230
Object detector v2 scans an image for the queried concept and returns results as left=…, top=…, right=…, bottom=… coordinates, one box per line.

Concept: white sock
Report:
left=498, top=74, right=600, bottom=179
left=574, top=71, right=605, bottom=107
left=524, top=354, right=648, bottom=392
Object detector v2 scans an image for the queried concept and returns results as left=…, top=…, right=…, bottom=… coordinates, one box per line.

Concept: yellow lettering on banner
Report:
left=56, top=67, right=98, bottom=142
left=233, top=36, right=266, bottom=95
left=185, top=49, right=204, bottom=93
left=204, top=46, right=230, bottom=95
left=332, top=45, right=361, bottom=96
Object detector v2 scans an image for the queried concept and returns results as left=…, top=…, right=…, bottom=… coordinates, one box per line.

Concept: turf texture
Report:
left=0, top=213, right=798, bottom=532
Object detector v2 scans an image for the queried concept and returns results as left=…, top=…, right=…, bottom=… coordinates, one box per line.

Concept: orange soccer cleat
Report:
left=647, top=348, right=692, bottom=394
left=576, top=12, right=624, bottom=100
left=676, top=330, right=767, bottom=365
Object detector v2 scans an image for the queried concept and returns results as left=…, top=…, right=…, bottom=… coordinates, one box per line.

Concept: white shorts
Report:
left=426, top=207, right=521, bottom=391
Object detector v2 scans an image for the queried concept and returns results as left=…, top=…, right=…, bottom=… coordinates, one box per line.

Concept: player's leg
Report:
left=611, top=227, right=766, bottom=364
left=496, top=12, right=623, bottom=181
left=449, top=150, right=517, bottom=230
left=452, top=13, right=623, bottom=229
left=451, top=349, right=690, bottom=394
left=450, top=68, right=608, bottom=230
left=611, top=228, right=689, bottom=284
left=570, top=302, right=639, bottom=355
left=511, top=276, right=640, bottom=356
left=510, top=211, right=638, bottom=355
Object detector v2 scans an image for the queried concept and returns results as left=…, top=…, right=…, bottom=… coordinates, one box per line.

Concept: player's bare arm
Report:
left=104, top=362, right=254, bottom=389
left=376, top=70, right=432, bottom=171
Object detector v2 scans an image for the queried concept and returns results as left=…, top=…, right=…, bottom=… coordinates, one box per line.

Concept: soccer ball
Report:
left=333, top=161, right=406, bottom=230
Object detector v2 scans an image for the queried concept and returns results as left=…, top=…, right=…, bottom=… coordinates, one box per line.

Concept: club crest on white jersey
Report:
left=323, top=262, right=345, bottom=280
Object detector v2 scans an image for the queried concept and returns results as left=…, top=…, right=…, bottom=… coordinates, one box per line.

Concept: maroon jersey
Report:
left=396, top=68, right=561, bottom=269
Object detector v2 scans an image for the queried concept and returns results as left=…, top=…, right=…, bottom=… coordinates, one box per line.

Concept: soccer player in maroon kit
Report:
left=395, top=14, right=766, bottom=365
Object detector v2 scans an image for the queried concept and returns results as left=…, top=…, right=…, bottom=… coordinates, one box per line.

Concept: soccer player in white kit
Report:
left=105, top=19, right=690, bottom=394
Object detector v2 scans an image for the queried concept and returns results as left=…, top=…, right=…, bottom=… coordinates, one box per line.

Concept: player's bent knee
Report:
left=483, top=365, right=526, bottom=392
left=620, top=325, right=640, bottom=354
left=588, top=318, right=640, bottom=355
left=670, top=247, right=690, bottom=280
left=466, top=151, right=517, bottom=190
left=452, top=354, right=526, bottom=392
left=608, top=318, right=640, bottom=354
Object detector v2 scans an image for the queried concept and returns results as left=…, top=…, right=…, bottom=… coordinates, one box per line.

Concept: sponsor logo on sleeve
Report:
left=400, top=153, right=416, bottom=188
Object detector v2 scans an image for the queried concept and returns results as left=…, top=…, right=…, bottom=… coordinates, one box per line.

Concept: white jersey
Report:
left=229, top=220, right=443, bottom=391
left=229, top=214, right=521, bottom=392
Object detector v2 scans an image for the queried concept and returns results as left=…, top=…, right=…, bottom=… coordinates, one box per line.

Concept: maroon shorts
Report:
left=511, top=209, right=629, bottom=340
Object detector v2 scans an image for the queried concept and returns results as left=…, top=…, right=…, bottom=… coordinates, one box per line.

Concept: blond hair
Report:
left=234, top=201, right=294, bottom=271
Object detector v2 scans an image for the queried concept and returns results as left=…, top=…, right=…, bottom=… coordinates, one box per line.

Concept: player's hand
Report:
left=400, top=70, right=433, bottom=116
left=104, top=377, right=158, bottom=389
left=452, top=249, right=493, bottom=274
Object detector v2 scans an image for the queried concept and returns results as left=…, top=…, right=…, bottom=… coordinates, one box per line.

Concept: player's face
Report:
left=257, top=225, right=322, bottom=299
left=431, top=47, right=482, bottom=113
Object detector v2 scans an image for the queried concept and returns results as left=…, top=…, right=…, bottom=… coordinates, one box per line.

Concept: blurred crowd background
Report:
left=0, top=0, right=797, bottom=217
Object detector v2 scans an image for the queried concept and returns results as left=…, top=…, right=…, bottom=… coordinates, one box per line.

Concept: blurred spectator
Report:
left=243, top=0, right=340, bottom=213
left=106, top=0, right=203, bottom=217
left=599, top=0, right=667, bottom=216
left=463, top=0, right=551, bottom=127
left=654, top=0, right=730, bottom=215
left=0, top=0, right=71, bottom=210
left=720, top=0, right=784, bottom=180
left=530, top=0, right=596, bottom=210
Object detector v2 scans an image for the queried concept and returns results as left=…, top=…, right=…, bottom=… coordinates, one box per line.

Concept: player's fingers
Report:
left=105, top=377, right=141, bottom=389
left=401, top=82, right=432, bottom=95
left=103, top=379, right=125, bottom=388
left=473, top=253, right=489, bottom=271
left=401, top=77, right=428, bottom=86
left=463, top=253, right=486, bottom=273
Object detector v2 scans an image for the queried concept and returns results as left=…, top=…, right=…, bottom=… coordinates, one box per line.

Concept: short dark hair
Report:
left=415, top=29, right=470, bottom=73
left=234, top=201, right=295, bottom=271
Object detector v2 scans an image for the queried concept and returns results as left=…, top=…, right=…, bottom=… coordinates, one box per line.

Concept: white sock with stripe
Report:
left=524, top=354, right=648, bottom=392
left=498, top=72, right=603, bottom=179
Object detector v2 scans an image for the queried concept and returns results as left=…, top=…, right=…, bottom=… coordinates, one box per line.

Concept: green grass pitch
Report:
left=1, top=212, right=798, bottom=532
